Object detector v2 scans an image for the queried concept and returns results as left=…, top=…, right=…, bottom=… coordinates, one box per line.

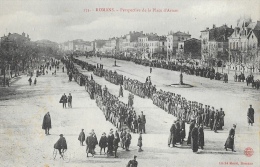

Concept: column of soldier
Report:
left=152, top=89, right=225, bottom=132
left=123, top=77, right=156, bottom=99
left=62, top=58, right=146, bottom=157
left=100, top=55, right=229, bottom=82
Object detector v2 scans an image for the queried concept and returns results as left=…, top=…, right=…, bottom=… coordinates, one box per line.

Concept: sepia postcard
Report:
left=0, top=0, right=259, bottom=167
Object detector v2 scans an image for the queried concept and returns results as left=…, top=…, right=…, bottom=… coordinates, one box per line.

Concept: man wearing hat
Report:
left=78, top=129, right=85, bottom=146
left=107, top=129, right=114, bottom=155
left=54, top=134, right=67, bottom=157
left=42, top=112, right=51, bottom=135
left=209, top=107, right=215, bottom=130
left=224, top=124, right=236, bottom=152
left=127, top=155, right=138, bottom=167
left=86, top=132, right=95, bottom=157
left=219, top=108, right=225, bottom=129
left=99, top=132, right=107, bottom=155
left=247, top=105, right=254, bottom=126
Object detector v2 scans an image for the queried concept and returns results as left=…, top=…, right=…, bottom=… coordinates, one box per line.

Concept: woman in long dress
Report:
left=224, top=124, right=236, bottom=152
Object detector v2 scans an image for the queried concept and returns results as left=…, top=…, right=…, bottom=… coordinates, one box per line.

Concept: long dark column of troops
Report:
left=61, top=57, right=138, bottom=132
left=78, top=57, right=225, bottom=132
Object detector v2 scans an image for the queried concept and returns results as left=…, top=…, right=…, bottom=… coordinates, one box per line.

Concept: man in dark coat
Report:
left=125, top=131, right=132, bottom=151
left=86, top=132, right=95, bottom=157
left=99, top=132, right=107, bottom=155
left=119, top=84, right=123, bottom=97
left=180, top=119, right=186, bottom=144
left=68, top=93, right=72, bottom=108
left=175, top=120, right=181, bottom=144
left=107, top=129, right=114, bottom=155
left=187, top=120, right=195, bottom=145
left=140, top=111, right=146, bottom=133
left=28, top=77, right=32, bottom=86
left=78, top=129, right=85, bottom=146
left=247, top=105, right=254, bottom=126
left=209, top=107, right=215, bottom=130
left=42, top=112, right=51, bottom=135
left=213, top=110, right=219, bottom=132
left=60, top=93, right=67, bottom=108
left=113, top=135, right=120, bottom=158
left=168, top=123, right=176, bottom=147
left=54, top=134, right=67, bottom=157
left=191, top=124, right=199, bottom=152
left=198, top=124, right=204, bottom=150
left=219, top=108, right=225, bottom=129
left=224, top=124, right=236, bottom=152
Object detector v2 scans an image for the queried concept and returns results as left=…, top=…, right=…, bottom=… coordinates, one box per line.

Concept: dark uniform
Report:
left=247, top=105, right=254, bottom=126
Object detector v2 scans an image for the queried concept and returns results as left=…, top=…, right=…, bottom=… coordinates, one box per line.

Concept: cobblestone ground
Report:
left=0, top=57, right=259, bottom=167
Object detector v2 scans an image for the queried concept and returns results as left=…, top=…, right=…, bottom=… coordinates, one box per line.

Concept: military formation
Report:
left=51, top=55, right=256, bottom=160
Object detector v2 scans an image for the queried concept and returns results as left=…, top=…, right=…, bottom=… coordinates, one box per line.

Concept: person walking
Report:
left=224, top=124, right=236, bottom=152
left=99, top=132, right=107, bottom=155
left=68, top=93, right=72, bottom=108
left=78, top=129, right=85, bottom=146
left=34, top=78, right=37, bottom=85
left=137, top=132, right=143, bottom=152
left=42, top=112, right=51, bottom=135
left=247, top=105, right=254, bottom=126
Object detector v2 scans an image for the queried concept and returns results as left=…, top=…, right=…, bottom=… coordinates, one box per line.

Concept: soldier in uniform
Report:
left=168, top=122, right=176, bottom=147
left=78, top=129, right=85, bottom=146
left=247, top=105, right=254, bottom=126
left=140, top=111, right=146, bottom=133
left=219, top=108, right=225, bottom=129
left=213, top=110, right=219, bottom=132
left=198, top=124, right=204, bottom=150
left=224, top=124, right=236, bottom=152
left=191, top=124, right=199, bottom=152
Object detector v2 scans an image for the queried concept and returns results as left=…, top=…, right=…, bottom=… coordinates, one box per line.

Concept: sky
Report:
left=0, top=0, right=259, bottom=43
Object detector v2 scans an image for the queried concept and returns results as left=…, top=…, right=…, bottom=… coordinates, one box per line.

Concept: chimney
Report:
left=206, top=27, right=209, bottom=30
left=231, top=25, right=232, bottom=29
left=213, top=24, right=216, bottom=28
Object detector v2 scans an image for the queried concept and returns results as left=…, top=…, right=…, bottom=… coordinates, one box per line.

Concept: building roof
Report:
left=248, top=30, right=260, bottom=46
left=173, top=31, right=190, bottom=36
left=207, top=25, right=234, bottom=42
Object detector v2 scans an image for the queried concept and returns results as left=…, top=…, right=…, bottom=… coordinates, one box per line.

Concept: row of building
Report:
left=57, top=17, right=260, bottom=73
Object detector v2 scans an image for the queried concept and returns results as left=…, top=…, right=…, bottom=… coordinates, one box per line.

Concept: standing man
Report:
left=224, top=124, right=236, bottom=152
left=113, top=135, right=120, bottom=158
left=68, top=93, right=72, bottom=108
left=191, top=124, right=199, bottom=153
left=99, top=132, right=107, bottom=155
left=34, top=78, right=37, bottom=85
left=119, top=84, right=123, bottom=97
left=140, top=111, right=146, bottom=134
left=168, top=122, right=176, bottom=147
left=247, top=105, right=254, bottom=126
left=60, top=93, right=67, bottom=108
left=78, top=129, right=85, bottom=146
left=127, top=155, right=138, bottom=167
left=86, top=132, right=95, bottom=157
left=219, top=108, right=225, bottom=130
left=42, top=112, right=51, bottom=135
left=198, top=124, right=204, bottom=150
left=28, top=77, right=32, bottom=86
